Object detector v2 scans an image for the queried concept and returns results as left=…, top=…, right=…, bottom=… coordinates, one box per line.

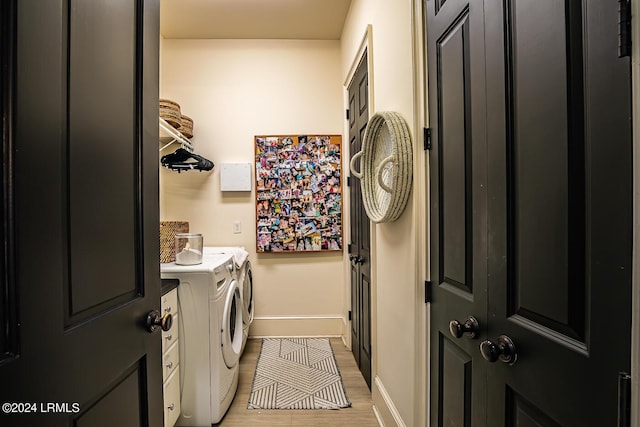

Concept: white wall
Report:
left=160, top=39, right=346, bottom=336
left=341, top=1, right=426, bottom=426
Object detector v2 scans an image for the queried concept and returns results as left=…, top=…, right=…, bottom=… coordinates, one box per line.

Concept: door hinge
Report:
left=424, top=127, right=432, bottom=150
left=618, top=0, right=632, bottom=58
left=347, top=176, right=350, bottom=187
left=348, top=310, right=352, bottom=321
left=348, top=243, right=353, bottom=254
left=618, top=372, right=631, bottom=427
left=346, top=109, right=350, bottom=120
left=425, top=280, right=433, bottom=303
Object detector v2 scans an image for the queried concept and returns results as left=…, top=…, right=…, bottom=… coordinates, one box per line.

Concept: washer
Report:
left=203, top=247, right=254, bottom=355
left=161, top=253, right=243, bottom=426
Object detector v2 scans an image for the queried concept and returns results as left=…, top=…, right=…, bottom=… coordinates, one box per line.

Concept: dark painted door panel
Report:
left=426, top=0, right=489, bottom=424
left=0, top=1, right=162, bottom=425
left=426, top=0, right=632, bottom=424
left=348, top=52, right=372, bottom=389
left=484, top=0, right=632, bottom=424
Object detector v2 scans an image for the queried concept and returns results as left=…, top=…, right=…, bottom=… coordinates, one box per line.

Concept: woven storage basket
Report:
left=160, top=221, right=189, bottom=263
left=350, top=111, right=413, bottom=223
left=180, top=115, right=194, bottom=138
left=159, top=99, right=182, bottom=129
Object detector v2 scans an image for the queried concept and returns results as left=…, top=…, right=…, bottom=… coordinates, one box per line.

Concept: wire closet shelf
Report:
left=159, top=117, right=194, bottom=153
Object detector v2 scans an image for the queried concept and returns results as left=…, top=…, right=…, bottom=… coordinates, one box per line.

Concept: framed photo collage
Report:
left=255, top=135, right=342, bottom=253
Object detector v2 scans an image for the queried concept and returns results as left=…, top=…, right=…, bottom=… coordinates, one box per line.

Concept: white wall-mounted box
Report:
left=220, top=163, right=252, bottom=191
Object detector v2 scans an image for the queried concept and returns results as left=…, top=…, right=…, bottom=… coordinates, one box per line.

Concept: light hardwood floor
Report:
left=217, top=338, right=380, bottom=426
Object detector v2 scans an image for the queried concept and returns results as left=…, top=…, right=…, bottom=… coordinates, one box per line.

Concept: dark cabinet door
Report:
left=0, top=1, right=162, bottom=425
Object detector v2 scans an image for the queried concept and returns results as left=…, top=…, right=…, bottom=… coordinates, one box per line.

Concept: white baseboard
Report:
left=372, top=404, right=385, bottom=427
left=341, top=334, right=349, bottom=348
left=341, top=315, right=350, bottom=349
left=249, top=315, right=345, bottom=337
left=373, top=376, right=407, bottom=427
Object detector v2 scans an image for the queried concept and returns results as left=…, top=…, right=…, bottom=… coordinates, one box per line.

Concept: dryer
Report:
left=203, top=247, right=254, bottom=354
left=160, top=253, right=243, bottom=426
left=237, top=259, right=253, bottom=354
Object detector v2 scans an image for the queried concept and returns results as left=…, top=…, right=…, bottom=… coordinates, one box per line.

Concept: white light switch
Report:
left=233, top=221, right=242, bottom=234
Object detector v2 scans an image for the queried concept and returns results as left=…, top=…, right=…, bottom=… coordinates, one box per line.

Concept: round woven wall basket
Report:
left=350, top=111, right=413, bottom=223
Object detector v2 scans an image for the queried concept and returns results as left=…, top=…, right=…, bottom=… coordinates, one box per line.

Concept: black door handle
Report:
left=349, top=255, right=365, bottom=265
left=480, top=335, right=517, bottom=365
left=449, top=316, right=480, bottom=339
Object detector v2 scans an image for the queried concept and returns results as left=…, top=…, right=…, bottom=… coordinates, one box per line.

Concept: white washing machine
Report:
left=160, top=253, right=243, bottom=426
left=203, top=247, right=254, bottom=355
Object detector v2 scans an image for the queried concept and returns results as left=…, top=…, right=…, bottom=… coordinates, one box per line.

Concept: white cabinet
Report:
left=162, top=288, right=180, bottom=427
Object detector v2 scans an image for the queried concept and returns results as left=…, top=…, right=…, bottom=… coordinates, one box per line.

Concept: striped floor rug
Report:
left=247, top=338, right=351, bottom=410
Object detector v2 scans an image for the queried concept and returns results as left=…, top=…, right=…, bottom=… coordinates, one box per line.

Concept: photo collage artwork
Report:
left=255, top=135, right=342, bottom=252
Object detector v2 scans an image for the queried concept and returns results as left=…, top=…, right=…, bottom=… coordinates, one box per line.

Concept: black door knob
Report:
left=480, top=335, right=517, bottom=365
left=449, top=316, right=480, bottom=339
left=146, top=310, right=173, bottom=333
left=350, top=255, right=365, bottom=265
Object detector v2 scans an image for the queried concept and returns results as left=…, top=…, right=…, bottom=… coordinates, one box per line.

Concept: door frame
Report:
left=415, top=0, right=640, bottom=425
left=410, top=2, right=429, bottom=426
left=411, top=1, right=430, bottom=425
left=631, top=0, right=640, bottom=423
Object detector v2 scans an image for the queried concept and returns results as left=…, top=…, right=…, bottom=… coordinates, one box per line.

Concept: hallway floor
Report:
left=217, top=337, right=380, bottom=426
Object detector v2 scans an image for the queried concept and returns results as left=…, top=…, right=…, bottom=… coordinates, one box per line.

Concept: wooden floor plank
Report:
left=216, top=338, right=379, bottom=426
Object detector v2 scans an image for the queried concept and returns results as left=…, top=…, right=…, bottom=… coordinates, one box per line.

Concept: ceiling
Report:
left=160, top=0, right=352, bottom=40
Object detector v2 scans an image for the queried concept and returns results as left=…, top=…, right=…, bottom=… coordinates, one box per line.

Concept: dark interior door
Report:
left=0, top=1, right=163, bottom=426
left=348, top=52, right=372, bottom=390
left=484, top=0, right=632, bottom=424
left=426, top=0, right=632, bottom=425
left=426, top=0, right=489, bottom=424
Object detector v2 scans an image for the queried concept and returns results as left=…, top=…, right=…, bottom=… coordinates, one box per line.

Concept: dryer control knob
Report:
left=226, top=264, right=234, bottom=273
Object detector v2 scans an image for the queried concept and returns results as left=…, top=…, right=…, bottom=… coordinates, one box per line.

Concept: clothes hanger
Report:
left=161, top=148, right=215, bottom=172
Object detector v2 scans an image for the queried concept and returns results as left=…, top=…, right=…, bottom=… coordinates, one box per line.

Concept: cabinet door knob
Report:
left=166, top=362, right=173, bottom=369
left=168, top=403, right=175, bottom=411
left=165, top=334, right=172, bottom=341
left=164, top=306, right=171, bottom=313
